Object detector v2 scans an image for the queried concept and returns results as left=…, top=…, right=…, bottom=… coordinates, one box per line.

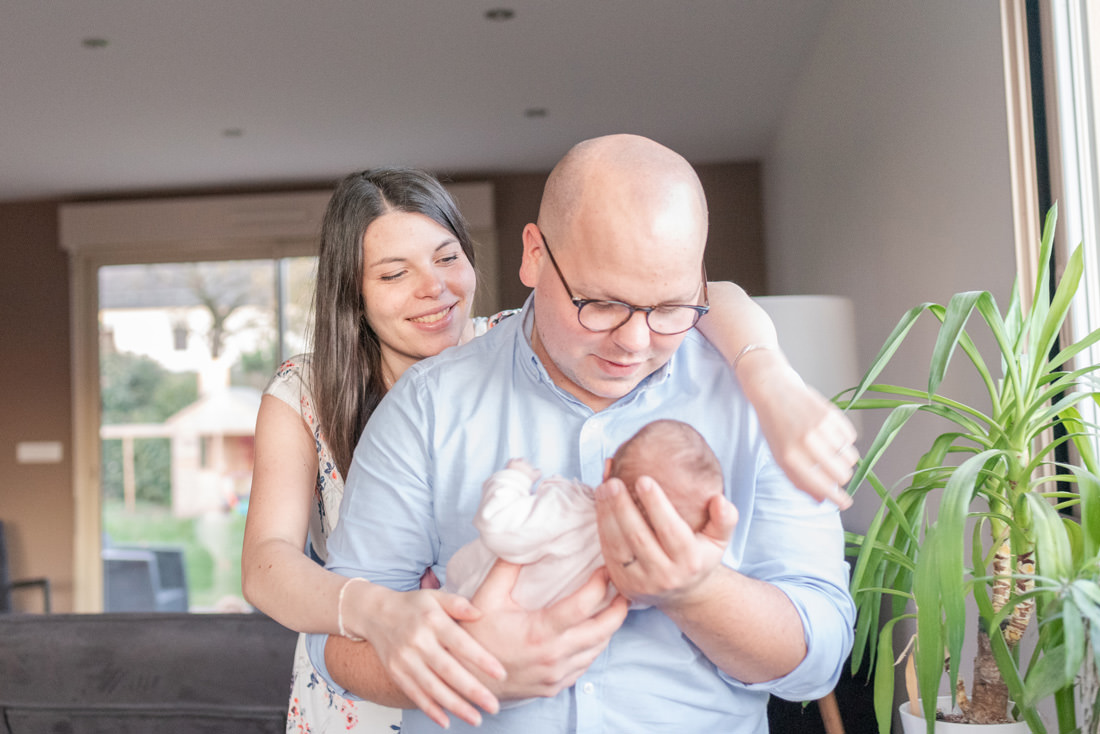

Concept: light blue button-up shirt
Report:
left=308, top=301, right=855, bottom=734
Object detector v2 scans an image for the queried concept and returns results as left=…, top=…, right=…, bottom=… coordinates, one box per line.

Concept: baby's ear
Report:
left=603, top=458, right=613, bottom=481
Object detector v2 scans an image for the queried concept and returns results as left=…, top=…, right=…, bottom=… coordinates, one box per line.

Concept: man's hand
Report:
left=462, top=559, right=629, bottom=700
left=595, top=474, right=810, bottom=682
left=595, top=475, right=737, bottom=608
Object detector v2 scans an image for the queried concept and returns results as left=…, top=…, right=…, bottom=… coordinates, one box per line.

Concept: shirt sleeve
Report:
left=719, top=454, right=856, bottom=702
left=305, top=373, right=439, bottom=695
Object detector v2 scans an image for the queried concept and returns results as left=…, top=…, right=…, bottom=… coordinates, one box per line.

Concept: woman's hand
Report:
left=345, top=583, right=506, bottom=728
left=737, top=353, right=858, bottom=509
left=692, top=282, right=858, bottom=508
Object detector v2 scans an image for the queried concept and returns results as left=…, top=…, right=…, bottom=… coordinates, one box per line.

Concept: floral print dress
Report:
left=266, top=314, right=509, bottom=734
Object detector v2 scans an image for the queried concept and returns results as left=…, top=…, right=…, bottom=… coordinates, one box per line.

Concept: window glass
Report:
left=98, top=257, right=315, bottom=612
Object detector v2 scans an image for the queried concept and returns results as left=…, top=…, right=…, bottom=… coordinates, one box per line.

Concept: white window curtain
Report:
left=1042, top=0, right=1100, bottom=457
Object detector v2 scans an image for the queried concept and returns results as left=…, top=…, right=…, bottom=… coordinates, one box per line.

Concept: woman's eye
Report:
left=438, top=254, right=460, bottom=265
left=379, top=270, right=406, bottom=282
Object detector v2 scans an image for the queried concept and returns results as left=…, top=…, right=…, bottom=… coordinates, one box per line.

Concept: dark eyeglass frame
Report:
left=539, top=232, right=710, bottom=336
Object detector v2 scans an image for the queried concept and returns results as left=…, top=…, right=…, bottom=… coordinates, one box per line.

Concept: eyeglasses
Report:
left=539, top=232, right=709, bottom=336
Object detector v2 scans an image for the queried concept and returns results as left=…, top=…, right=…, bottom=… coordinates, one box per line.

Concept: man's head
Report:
left=519, top=134, right=709, bottom=411
left=607, top=419, right=724, bottom=532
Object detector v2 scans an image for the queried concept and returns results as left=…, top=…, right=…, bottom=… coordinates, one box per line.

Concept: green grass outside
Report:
left=103, top=499, right=248, bottom=610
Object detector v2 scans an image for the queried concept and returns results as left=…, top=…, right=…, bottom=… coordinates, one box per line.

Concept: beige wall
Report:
left=0, top=201, right=74, bottom=612
left=764, top=0, right=1014, bottom=537
left=0, top=162, right=763, bottom=612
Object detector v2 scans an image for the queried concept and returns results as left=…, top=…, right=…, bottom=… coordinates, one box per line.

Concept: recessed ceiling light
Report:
left=524, top=108, right=547, bottom=119
left=82, top=38, right=109, bottom=49
left=222, top=128, right=244, bottom=138
left=485, top=8, right=515, bottom=21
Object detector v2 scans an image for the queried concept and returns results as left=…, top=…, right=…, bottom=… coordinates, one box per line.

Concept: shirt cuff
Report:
left=305, top=631, right=364, bottom=701
left=718, top=580, right=854, bottom=702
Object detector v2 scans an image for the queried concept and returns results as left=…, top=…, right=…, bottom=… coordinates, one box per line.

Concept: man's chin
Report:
left=581, top=375, right=644, bottom=403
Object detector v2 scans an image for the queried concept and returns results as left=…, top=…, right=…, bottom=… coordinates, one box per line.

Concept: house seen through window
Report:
left=98, top=257, right=315, bottom=612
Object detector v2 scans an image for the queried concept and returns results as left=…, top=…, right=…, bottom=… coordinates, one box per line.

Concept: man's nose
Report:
left=610, top=309, right=652, bottom=351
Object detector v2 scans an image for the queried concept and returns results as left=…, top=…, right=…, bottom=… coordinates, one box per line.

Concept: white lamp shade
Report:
left=753, top=295, right=859, bottom=399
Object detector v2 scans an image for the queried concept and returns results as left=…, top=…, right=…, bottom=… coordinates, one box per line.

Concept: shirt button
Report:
left=582, top=682, right=595, bottom=695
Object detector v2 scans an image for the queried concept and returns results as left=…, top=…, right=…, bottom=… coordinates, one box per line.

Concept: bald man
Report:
left=308, top=135, right=855, bottom=733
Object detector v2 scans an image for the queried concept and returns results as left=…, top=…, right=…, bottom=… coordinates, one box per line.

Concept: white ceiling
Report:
left=0, top=1, right=832, bottom=202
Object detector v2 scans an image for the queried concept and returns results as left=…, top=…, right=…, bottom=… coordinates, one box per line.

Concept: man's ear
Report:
left=519, top=223, right=544, bottom=288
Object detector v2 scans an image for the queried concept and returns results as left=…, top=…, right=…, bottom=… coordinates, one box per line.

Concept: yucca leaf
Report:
left=973, top=290, right=1020, bottom=393
left=929, top=291, right=984, bottom=397
left=1033, top=244, right=1084, bottom=376
left=848, top=404, right=921, bottom=495
left=852, top=601, right=880, bottom=678
left=1062, top=408, right=1100, bottom=477
left=1004, top=271, right=1025, bottom=349
left=1021, top=641, right=1071, bottom=708
left=1071, top=580, right=1100, bottom=624
left=1027, top=493, right=1073, bottom=581
left=1046, top=324, right=1100, bottom=372
left=1063, top=598, right=1086, bottom=683
left=1026, top=391, right=1099, bottom=438
left=850, top=490, right=903, bottom=606
left=855, top=384, right=995, bottom=438
left=1030, top=365, right=1100, bottom=419
left=1068, top=465, right=1100, bottom=558
left=847, top=304, right=936, bottom=408
left=938, top=451, right=1004, bottom=671
left=1026, top=205, right=1058, bottom=359
left=973, top=516, right=994, bottom=591
left=953, top=327, right=1000, bottom=405
left=873, top=616, right=910, bottom=734
left=913, top=528, right=946, bottom=728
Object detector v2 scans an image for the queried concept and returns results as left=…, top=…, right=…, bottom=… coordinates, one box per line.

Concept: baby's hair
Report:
left=610, top=420, right=724, bottom=531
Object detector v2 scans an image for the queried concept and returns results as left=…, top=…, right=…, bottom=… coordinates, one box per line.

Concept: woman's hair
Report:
left=310, top=167, right=476, bottom=477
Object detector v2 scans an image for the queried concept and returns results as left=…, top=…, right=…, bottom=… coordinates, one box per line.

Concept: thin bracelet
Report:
left=337, top=577, right=367, bottom=641
left=731, top=343, right=778, bottom=371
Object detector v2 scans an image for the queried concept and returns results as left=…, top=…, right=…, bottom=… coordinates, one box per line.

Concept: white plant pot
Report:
left=898, top=696, right=1029, bottom=733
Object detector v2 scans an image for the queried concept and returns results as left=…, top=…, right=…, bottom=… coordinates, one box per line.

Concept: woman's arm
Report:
left=242, top=394, right=503, bottom=727
left=242, top=394, right=350, bottom=632
left=696, top=282, right=858, bottom=508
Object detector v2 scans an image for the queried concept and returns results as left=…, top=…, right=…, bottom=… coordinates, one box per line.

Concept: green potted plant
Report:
left=840, top=205, right=1100, bottom=734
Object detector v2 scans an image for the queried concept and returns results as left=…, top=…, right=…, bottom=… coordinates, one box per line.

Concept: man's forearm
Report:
left=325, top=634, right=415, bottom=708
left=659, top=566, right=806, bottom=684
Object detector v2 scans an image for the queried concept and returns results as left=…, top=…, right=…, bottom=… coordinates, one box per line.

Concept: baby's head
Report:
left=607, top=420, right=724, bottom=532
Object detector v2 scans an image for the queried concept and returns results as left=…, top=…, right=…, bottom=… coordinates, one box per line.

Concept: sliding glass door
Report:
left=97, top=257, right=314, bottom=611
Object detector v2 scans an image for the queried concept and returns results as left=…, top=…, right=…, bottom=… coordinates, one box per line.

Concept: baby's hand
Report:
left=505, top=457, right=541, bottom=482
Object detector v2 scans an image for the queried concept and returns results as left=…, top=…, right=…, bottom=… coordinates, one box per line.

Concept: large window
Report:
left=61, top=190, right=330, bottom=612
left=98, top=257, right=314, bottom=611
